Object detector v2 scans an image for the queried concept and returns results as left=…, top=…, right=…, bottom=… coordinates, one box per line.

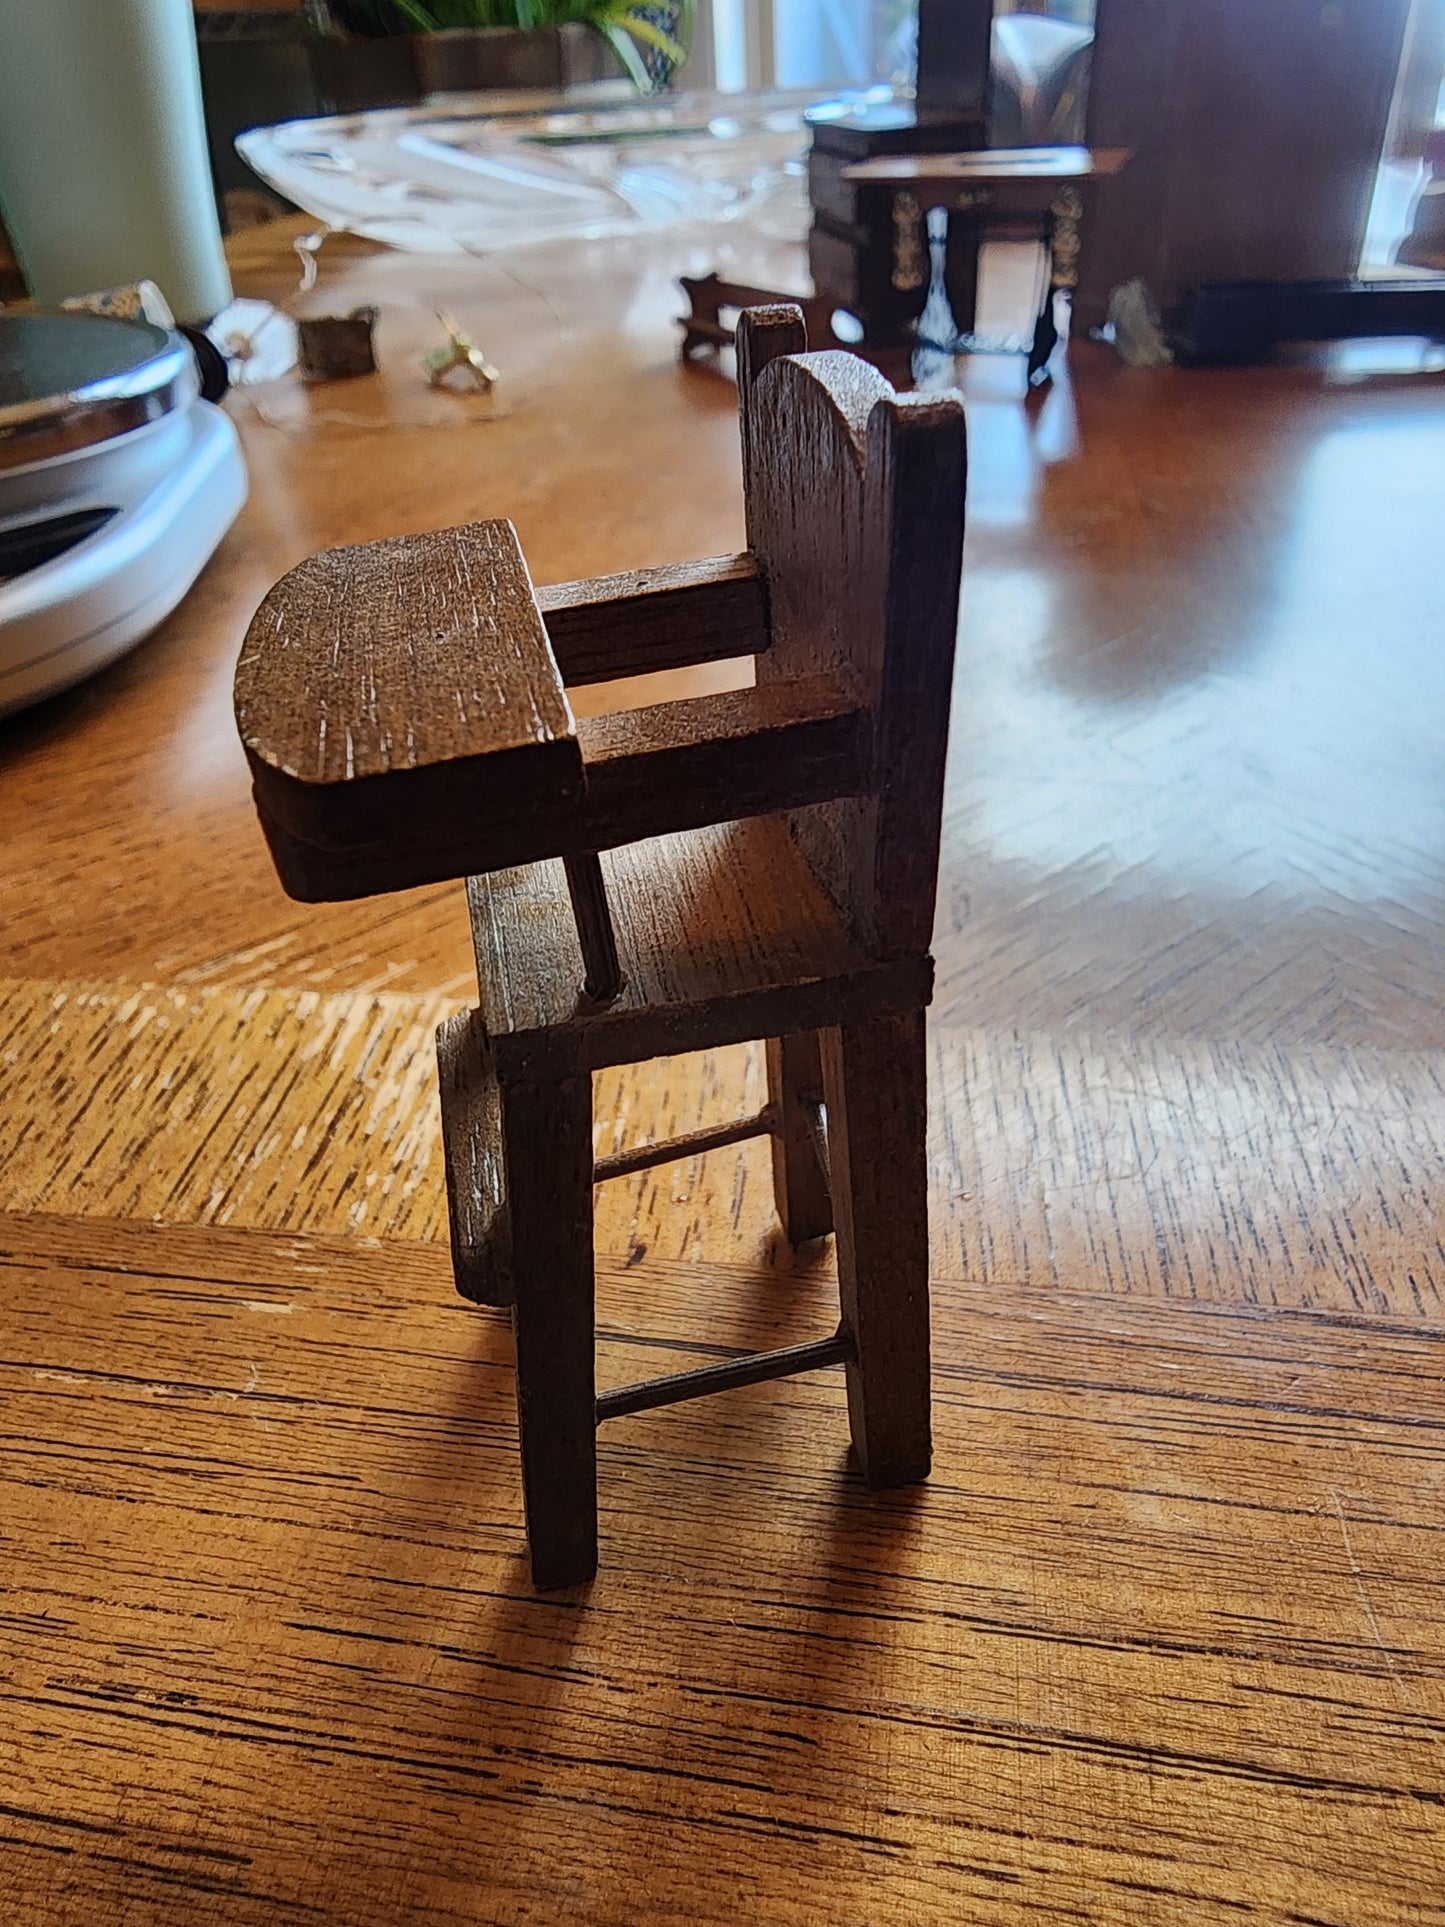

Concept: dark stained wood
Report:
left=250, top=675, right=872, bottom=903
left=435, top=1008, right=511, bottom=1306
left=804, top=7, right=994, bottom=358
left=1069, top=0, right=1184, bottom=335
left=914, top=0, right=995, bottom=119
left=595, top=1328, right=854, bottom=1421
left=235, top=518, right=581, bottom=851
left=738, top=314, right=967, bottom=953
left=575, top=673, right=871, bottom=845
left=858, top=392, right=968, bottom=953
left=734, top=302, right=809, bottom=488
left=295, top=306, right=379, bottom=382
left=591, top=1106, right=775, bottom=1182
left=464, top=817, right=933, bottom=1080
left=845, top=143, right=1131, bottom=188
left=824, top=1009, right=932, bottom=1487
left=236, top=312, right=961, bottom=1582
left=677, top=274, right=844, bottom=361
left=1076, top=0, right=1412, bottom=329
left=5, top=210, right=1445, bottom=1919
left=502, top=1066, right=598, bottom=1590
left=824, top=147, right=1130, bottom=361
left=237, top=532, right=867, bottom=905
left=765, top=1030, right=834, bottom=1245
left=741, top=326, right=893, bottom=946
left=536, top=553, right=769, bottom=687
left=562, top=851, right=623, bottom=1004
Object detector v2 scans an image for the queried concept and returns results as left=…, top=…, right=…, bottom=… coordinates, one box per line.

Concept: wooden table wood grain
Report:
left=2, top=217, right=1443, bottom=1924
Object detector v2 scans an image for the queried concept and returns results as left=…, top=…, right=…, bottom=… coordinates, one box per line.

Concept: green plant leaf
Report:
left=338, top=0, right=694, bottom=92
left=596, top=16, right=655, bottom=91
left=388, top=0, right=442, bottom=28
left=608, top=9, right=687, bottom=66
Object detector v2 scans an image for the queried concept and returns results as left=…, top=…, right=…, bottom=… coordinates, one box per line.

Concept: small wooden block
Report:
left=296, top=307, right=378, bottom=381
left=235, top=519, right=582, bottom=862
left=536, top=554, right=770, bottom=686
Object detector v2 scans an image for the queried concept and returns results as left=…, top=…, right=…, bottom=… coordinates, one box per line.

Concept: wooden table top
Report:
left=2, top=216, right=1443, bottom=1925
left=844, top=142, right=1131, bottom=186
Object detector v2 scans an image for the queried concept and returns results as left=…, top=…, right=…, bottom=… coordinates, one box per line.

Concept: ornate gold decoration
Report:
left=891, top=191, right=927, bottom=293
left=1050, top=186, right=1085, bottom=291
left=424, top=312, right=500, bottom=391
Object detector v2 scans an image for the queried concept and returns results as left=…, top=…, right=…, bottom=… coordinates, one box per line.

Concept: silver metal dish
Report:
left=0, top=312, right=198, bottom=473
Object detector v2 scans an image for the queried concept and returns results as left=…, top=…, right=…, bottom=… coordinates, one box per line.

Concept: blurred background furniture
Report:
left=804, top=0, right=1105, bottom=353
left=1074, top=0, right=1422, bottom=334
left=833, top=140, right=1126, bottom=375
left=1399, top=127, right=1445, bottom=269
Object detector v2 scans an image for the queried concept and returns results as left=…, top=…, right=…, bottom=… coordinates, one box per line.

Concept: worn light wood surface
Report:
left=5, top=975, right=1445, bottom=1317
left=238, top=522, right=572, bottom=791
left=2, top=216, right=1444, bottom=1919
left=236, top=518, right=581, bottom=872
left=1, top=1213, right=1442, bottom=1924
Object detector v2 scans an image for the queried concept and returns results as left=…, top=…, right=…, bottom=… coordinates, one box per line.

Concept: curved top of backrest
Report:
left=761, top=348, right=893, bottom=469
left=735, top=305, right=967, bottom=955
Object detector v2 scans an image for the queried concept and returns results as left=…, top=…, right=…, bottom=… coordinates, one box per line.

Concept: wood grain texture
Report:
left=0, top=975, right=460, bottom=1241
left=561, top=851, right=623, bottom=1003
left=574, top=672, right=871, bottom=847
left=591, top=1107, right=774, bottom=1182
left=3, top=215, right=1445, bottom=1922
left=464, top=817, right=932, bottom=1080
left=9, top=220, right=1441, bottom=1036
left=18, top=289, right=1442, bottom=1074
left=502, top=1065, right=599, bottom=1589
left=237, top=521, right=571, bottom=790
left=765, top=1030, right=833, bottom=1245
left=537, top=553, right=768, bottom=687
left=438, top=349, right=959, bottom=1585
left=824, top=1009, right=932, bottom=1486
left=243, top=670, right=872, bottom=904
left=237, top=519, right=581, bottom=863
left=738, top=319, right=967, bottom=953
left=1, top=1213, right=1442, bottom=1924
left=739, top=323, right=892, bottom=949
left=594, top=1328, right=854, bottom=1421
left=436, top=1008, right=511, bottom=1307
left=7, top=979, right=1445, bottom=1322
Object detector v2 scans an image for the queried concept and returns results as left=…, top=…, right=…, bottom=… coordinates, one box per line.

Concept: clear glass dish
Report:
left=235, top=87, right=899, bottom=255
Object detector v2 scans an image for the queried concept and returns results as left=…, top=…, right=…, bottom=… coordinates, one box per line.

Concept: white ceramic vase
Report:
left=0, top=0, right=232, bottom=323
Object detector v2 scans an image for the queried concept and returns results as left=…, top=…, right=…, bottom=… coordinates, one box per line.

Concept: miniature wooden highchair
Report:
left=234, top=307, right=967, bottom=1588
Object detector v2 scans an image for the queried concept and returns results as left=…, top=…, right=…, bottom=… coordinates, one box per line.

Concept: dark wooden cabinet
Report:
left=1076, top=0, right=1414, bottom=330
